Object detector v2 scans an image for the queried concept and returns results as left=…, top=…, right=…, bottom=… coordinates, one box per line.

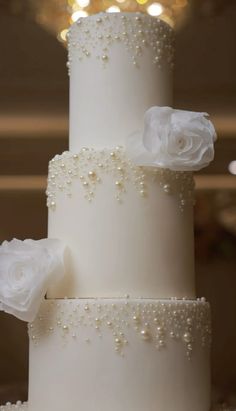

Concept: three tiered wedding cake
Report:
left=0, top=12, right=217, bottom=411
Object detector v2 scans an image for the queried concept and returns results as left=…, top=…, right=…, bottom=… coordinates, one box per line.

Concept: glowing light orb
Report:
left=228, top=161, right=236, bottom=175
left=106, top=6, right=121, bottom=13
left=71, top=10, right=88, bottom=21
left=76, top=0, right=90, bottom=7
left=60, top=29, right=69, bottom=41
left=136, top=0, right=148, bottom=4
left=147, top=2, right=164, bottom=16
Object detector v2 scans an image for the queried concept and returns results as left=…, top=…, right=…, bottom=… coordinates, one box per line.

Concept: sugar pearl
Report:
left=183, top=332, right=192, bottom=343
left=88, top=171, right=96, bottom=179
left=140, top=329, right=151, bottom=341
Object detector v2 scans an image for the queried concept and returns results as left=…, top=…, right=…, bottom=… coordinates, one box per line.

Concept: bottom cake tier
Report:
left=28, top=298, right=211, bottom=411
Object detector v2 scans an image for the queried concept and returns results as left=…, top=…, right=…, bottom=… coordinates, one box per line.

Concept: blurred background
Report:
left=0, top=0, right=236, bottom=407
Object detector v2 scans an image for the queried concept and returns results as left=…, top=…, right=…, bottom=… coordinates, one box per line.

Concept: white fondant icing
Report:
left=47, top=151, right=195, bottom=299
left=68, top=13, right=173, bottom=151
left=28, top=298, right=211, bottom=411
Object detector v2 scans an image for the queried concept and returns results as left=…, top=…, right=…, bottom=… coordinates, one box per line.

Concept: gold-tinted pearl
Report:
left=163, top=184, right=171, bottom=194
left=133, top=315, right=140, bottom=324
left=183, top=332, right=192, bottom=343
left=140, top=329, right=151, bottom=341
left=88, top=171, right=97, bottom=179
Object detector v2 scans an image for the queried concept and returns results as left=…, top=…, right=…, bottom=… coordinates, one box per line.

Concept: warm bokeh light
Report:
left=71, top=10, right=88, bottom=20
left=136, top=0, right=148, bottom=4
left=59, top=28, right=69, bottom=42
left=176, top=0, right=188, bottom=6
left=106, top=6, right=121, bottom=13
left=147, top=2, right=164, bottom=16
left=76, top=0, right=90, bottom=7
left=228, top=161, right=236, bottom=175
left=31, top=1, right=190, bottom=44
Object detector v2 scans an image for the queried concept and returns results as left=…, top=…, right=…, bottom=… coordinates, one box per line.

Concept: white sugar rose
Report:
left=0, top=238, right=66, bottom=322
left=127, top=106, right=217, bottom=171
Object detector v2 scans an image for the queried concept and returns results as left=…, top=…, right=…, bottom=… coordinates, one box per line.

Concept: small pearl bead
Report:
left=102, top=54, right=108, bottom=61
left=140, top=329, right=151, bottom=341
left=183, top=332, right=192, bottom=343
left=187, top=343, right=193, bottom=351
left=163, top=184, right=171, bottom=194
left=88, top=171, right=96, bottom=179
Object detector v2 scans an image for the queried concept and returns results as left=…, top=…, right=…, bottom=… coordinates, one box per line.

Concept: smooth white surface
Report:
left=69, top=13, right=173, bottom=150
left=47, top=170, right=195, bottom=299
left=28, top=298, right=211, bottom=411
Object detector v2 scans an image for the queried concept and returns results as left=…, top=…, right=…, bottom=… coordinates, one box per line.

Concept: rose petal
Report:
left=0, top=238, right=66, bottom=322
left=127, top=106, right=216, bottom=172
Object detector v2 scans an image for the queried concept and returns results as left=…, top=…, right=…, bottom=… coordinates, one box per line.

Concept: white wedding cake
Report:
left=0, top=12, right=217, bottom=411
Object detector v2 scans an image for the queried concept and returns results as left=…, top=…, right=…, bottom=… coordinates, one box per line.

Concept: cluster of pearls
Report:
left=67, top=13, right=174, bottom=72
left=28, top=298, right=211, bottom=359
left=47, top=146, right=195, bottom=211
left=0, top=402, right=27, bottom=411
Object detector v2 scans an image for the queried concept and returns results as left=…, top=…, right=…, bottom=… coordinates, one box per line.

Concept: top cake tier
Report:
left=68, top=12, right=174, bottom=151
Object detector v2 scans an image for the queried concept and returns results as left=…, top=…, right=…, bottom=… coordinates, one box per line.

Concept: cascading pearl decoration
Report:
left=28, top=298, right=211, bottom=360
left=0, top=403, right=27, bottom=411
left=46, top=146, right=195, bottom=211
left=67, top=13, right=174, bottom=73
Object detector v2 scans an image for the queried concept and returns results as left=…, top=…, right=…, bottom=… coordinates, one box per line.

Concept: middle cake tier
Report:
left=47, top=146, right=195, bottom=299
